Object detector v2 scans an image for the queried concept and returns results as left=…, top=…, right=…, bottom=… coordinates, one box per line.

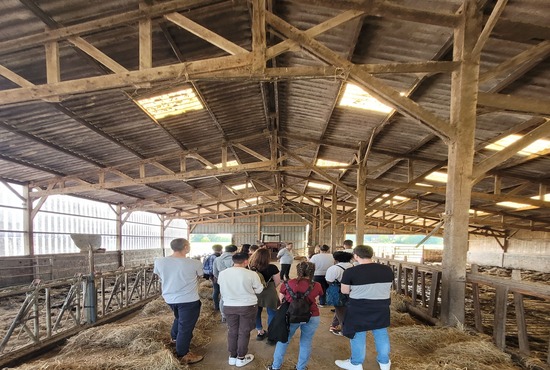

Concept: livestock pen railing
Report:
left=375, top=257, right=550, bottom=365
left=0, top=265, right=159, bottom=367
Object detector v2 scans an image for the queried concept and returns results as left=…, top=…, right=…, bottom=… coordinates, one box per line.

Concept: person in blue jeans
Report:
left=267, top=262, right=323, bottom=370
left=153, top=238, right=204, bottom=365
left=248, top=248, right=281, bottom=340
left=335, top=245, right=394, bottom=370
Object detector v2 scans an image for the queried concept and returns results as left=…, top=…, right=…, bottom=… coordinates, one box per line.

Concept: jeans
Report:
left=313, top=275, right=328, bottom=304
left=349, top=328, right=390, bottom=365
left=256, top=306, right=277, bottom=330
left=224, top=305, right=257, bottom=358
left=272, top=315, right=320, bottom=370
left=212, top=281, right=221, bottom=310
left=280, top=264, right=291, bottom=280
left=169, top=300, right=201, bottom=357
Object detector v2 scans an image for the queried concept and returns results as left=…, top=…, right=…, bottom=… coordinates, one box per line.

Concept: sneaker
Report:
left=228, top=356, right=237, bottom=365
left=335, top=359, right=363, bottom=370
left=318, top=304, right=326, bottom=308
left=256, top=331, right=267, bottom=340
left=330, top=328, right=343, bottom=336
left=266, top=365, right=280, bottom=370
left=180, top=352, right=204, bottom=365
left=236, top=354, right=254, bottom=367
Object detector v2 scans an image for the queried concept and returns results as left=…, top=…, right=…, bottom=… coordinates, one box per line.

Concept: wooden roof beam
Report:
left=265, top=11, right=453, bottom=142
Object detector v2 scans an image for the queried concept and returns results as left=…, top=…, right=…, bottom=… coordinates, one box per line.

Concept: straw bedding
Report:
left=9, top=294, right=218, bottom=370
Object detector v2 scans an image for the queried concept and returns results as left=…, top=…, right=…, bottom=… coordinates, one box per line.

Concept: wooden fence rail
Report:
left=375, top=257, right=550, bottom=365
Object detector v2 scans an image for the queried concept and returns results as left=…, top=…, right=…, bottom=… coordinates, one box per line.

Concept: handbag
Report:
left=256, top=278, right=279, bottom=309
left=267, top=301, right=290, bottom=343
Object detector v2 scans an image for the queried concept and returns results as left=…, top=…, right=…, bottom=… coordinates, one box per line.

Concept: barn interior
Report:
left=0, top=0, right=549, bottom=368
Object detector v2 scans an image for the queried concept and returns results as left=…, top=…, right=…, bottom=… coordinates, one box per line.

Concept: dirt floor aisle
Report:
left=191, top=305, right=382, bottom=370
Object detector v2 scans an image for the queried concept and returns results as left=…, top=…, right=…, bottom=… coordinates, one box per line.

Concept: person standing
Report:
left=308, top=244, right=335, bottom=306
left=277, top=242, right=294, bottom=280
left=325, top=251, right=354, bottom=335
left=248, top=248, right=281, bottom=340
left=153, top=238, right=204, bottom=365
left=267, top=261, right=323, bottom=370
left=335, top=245, right=394, bottom=370
left=213, top=244, right=238, bottom=322
left=218, top=252, right=264, bottom=368
left=202, top=244, right=223, bottom=311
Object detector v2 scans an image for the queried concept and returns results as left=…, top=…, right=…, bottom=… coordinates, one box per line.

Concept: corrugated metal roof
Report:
left=0, top=0, right=547, bottom=235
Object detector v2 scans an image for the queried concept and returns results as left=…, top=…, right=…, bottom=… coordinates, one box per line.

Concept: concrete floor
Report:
left=191, top=305, right=381, bottom=370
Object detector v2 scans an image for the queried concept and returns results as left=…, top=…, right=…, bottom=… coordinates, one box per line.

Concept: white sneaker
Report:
left=228, top=356, right=237, bottom=365
left=236, top=354, right=254, bottom=367
left=335, top=359, right=363, bottom=370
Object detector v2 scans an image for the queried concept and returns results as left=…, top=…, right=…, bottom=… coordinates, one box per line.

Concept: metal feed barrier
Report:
left=0, top=265, right=160, bottom=367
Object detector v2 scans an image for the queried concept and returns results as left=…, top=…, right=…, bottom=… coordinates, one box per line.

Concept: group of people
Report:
left=153, top=238, right=393, bottom=370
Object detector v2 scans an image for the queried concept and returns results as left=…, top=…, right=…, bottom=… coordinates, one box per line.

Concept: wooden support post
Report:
left=257, top=215, right=262, bottom=243
left=396, top=263, right=403, bottom=294
left=428, top=271, right=442, bottom=318
left=23, top=186, right=35, bottom=256
left=512, top=270, right=530, bottom=355
left=319, top=203, right=325, bottom=245
left=471, top=264, right=484, bottom=333
left=493, top=285, right=509, bottom=350
left=331, top=185, right=337, bottom=250
left=441, top=0, right=481, bottom=326
left=356, top=142, right=367, bottom=245
left=412, top=266, right=418, bottom=306
left=404, top=267, right=410, bottom=297
left=421, top=271, right=426, bottom=307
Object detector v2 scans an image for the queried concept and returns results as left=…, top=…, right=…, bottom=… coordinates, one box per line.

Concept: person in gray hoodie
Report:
left=214, top=244, right=238, bottom=322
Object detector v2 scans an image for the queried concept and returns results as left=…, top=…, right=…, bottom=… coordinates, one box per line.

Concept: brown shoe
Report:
left=180, top=352, right=204, bottom=365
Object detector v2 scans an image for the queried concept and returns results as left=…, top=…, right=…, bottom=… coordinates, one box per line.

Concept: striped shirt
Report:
left=340, top=262, right=394, bottom=337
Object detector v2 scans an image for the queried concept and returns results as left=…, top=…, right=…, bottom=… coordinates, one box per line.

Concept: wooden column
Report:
left=330, top=185, right=338, bottom=249
left=356, top=142, right=368, bottom=246
left=160, top=215, right=166, bottom=256
left=441, top=0, right=481, bottom=326
left=23, top=186, right=34, bottom=256
left=319, top=202, right=325, bottom=245
left=115, top=205, right=123, bottom=252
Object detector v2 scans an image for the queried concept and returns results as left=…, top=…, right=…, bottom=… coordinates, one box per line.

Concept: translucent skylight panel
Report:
left=485, top=134, right=550, bottom=156
left=136, top=88, right=203, bottom=119
left=425, top=171, right=448, bottom=183
left=307, top=182, right=332, bottom=190
left=339, top=83, right=393, bottom=113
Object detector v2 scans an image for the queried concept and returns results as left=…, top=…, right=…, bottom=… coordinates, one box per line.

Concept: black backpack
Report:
left=284, top=281, right=314, bottom=323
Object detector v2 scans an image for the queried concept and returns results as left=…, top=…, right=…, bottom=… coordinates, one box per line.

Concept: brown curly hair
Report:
left=295, top=261, right=315, bottom=280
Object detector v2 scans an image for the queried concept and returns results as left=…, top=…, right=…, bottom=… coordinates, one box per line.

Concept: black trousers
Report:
left=280, top=263, right=291, bottom=280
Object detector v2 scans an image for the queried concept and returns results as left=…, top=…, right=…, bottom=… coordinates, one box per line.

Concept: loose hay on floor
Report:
left=141, top=297, right=171, bottom=316
left=391, top=325, right=474, bottom=354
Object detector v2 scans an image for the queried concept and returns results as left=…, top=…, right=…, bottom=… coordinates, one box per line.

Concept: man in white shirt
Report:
left=153, top=238, right=203, bottom=365
left=277, top=242, right=294, bottom=280
left=309, top=244, right=335, bottom=306
left=219, top=252, right=264, bottom=367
